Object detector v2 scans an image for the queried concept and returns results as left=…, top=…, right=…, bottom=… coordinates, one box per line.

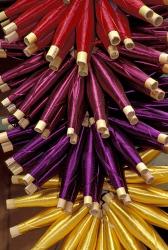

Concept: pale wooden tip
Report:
left=12, top=166, right=23, bottom=176
left=89, top=117, right=95, bottom=126
left=102, top=192, right=114, bottom=203
left=124, top=38, right=135, bottom=50
left=67, top=127, right=74, bottom=137
left=18, top=118, right=30, bottom=129
left=2, top=118, right=9, bottom=126
left=24, top=32, right=37, bottom=46
left=96, top=119, right=107, bottom=133
left=139, top=5, right=154, bottom=19
left=41, top=129, right=50, bottom=139
left=0, top=49, right=7, bottom=58
left=0, top=83, right=10, bottom=92
left=136, top=162, right=148, bottom=175
left=157, top=134, right=168, bottom=144
left=162, top=64, right=168, bottom=74
left=46, top=45, right=59, bottom=62
left=6, top=199, right=15, bottom=209
left=145, top=78, right=158, bottom=90
left=64, top=201, right=73, bottom=213
left=23, top=174, right=35, bottom=185
left=84, top=196, right=93, bottom=207
left=122, top=194, right=132, bottom=205
left=49, top=56, right=62, bottom=71
left=1, top=98, right=11, bottom=107
left=24, top=44, right=38, bottom=57
left=25, top=183, right=37, bottom=195
left=5, top=31, right=19, bottom=43
left=77, top=51, right=88, bottom=65
left=116, top=187, right=127, bottom=200
left=159, top=53, right=168, bottom=64
left=108, top=30, right=121, bottom=46
left=11, top=175, right=21, bottom=184
left=10, top=226, right=21, bottom=238
left=7, top=104, right=17, bottom=114
left=34, top=120, right=47, bottom=133
left=101, top=128, right=110, bottom=139
left=90, top=202, right=100, bottom=216
left=142, top=171, right=154, bottom=184
left=107, top=45, right=119, bottom=59
left=2, top=141, right=13, bottom=153
left=150, top=88, right=165, bottom=100
left=13, top=109, right=25, bottom=120
left=5, top=157, right=15, bottom=167
left=3, top=22, right=17, bottom=35
left=0, top=11, right=7, bottom=21
left=1, top=19, right=10, bottom=28
left=0, top=132, right=8, bottom=144
left=78, top=62, right=88, bottom=77
left=57, top=198, right=66, bottom=209
left=148, top=13, right=163, bottom=27
left=70, top=133, right=78, bottom=144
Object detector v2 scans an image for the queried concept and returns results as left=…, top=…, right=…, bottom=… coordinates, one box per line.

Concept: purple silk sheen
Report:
left=1, top=53, right=46, bottom=82
left=13, top=123, right=66, bottom=164
left=9, top=68, right=47, bottom=103
left=92, top=55, right=130, bottom=109
left=96, top=51, right=150, bottom=88
left=0, top=40, right=25, bottom=50
left=92, top=164, right=104, bottom=203
left=20, top=57, right=75, bottom=115
left=23, top=152, right=44, bottom=172
left=8, top=76, right=28, bottom=89
left=30, top=135, right=70, bottom=179
left=12, top=138, right=30, bottom=148
left=132, top=32, right=166, bottom=44
left=47, top=104, right=66, bottom=133
left=135, top=137, right=165, bottom=152
left=68, top=73, right=85, bottom=132
left=109, top=116, right=161, bottom=142
left=34, top=154, right=67, bottom=188
left=135, top=60, right=162, bottom=74
left=82, top=128, right=97, bottom=197
left=109, top=126, right=142, bottom=169
left=132, top=99, right=168, bottom=111
left=119, top=42, right=161, bottom=64
left=92, top=124, right=124, bottom=189
left=65, top=172, right=81, bottom=202
left=41, top=66, right=77, bottom=124
left=135, top=107, right=168, bottom=123
left=28, top=96, right=49, bottom=121
left=8, top=126, right=36, bottom=142
left=87, top=65, right=107, bottom=122
left=8, top=115, right=18, bottom=125
left=6, top=51, right=25, bottom=58
left=59, top=127, right=87, bottom=200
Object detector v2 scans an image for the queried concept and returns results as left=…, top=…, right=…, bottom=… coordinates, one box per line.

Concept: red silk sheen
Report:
left=41, top=66, right=78, bottom=124
left=92, top=55, right=130, bottom=109
left=59, top=30, right=75, bottom=60
left=96, top=0, right=119, bottom=35
left=14, top=0, right=61, bottom=29
left=87, top=66, right=107, bottom=122
left=17, top=21, right=38, bottom=38
left=76, top=0, right=95, bottom=55
left=5, top=0, right=41, bottom=18
left=110, top=2, right=132, bottom=40
left=112, top=0, right=145, bottom=18
left=68, top=74, right=85, bottom=133
left=33, top=4, right=67, bottom=40
left=53, top=0, right=85, bottom=47
left=96, top=23, right=110, bottom=49
left=36, top=31, right=54, bottom=50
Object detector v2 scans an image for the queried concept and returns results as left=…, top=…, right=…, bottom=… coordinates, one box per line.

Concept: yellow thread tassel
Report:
left=31, top=206, right=89, bottom=250
left=77, top=212, right=100, bottom=250
left=61, top=213, right=93, bottom=250
left=140, top=149, right=160, bottom=164
left=128, top=201, right=168, bottom=230
left=104, top=215, right=122, bottom=250
left=103, top=203, right=144, bottom=250
left=96, top=218, right=107, bottom=250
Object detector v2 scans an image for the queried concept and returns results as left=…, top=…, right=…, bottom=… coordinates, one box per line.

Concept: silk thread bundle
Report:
left=0, top=1, right=168, bottom=249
